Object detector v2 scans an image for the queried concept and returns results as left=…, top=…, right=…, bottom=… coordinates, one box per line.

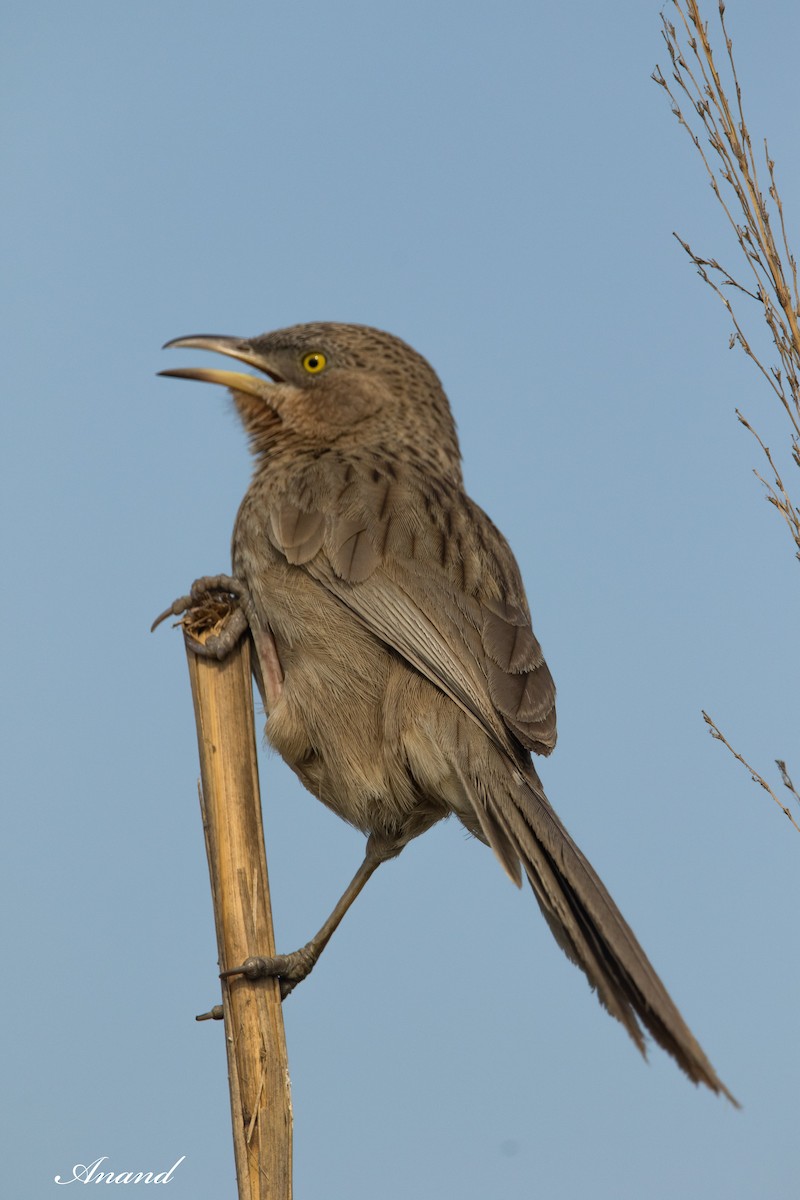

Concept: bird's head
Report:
left=160, top=321, right=462, bottom=481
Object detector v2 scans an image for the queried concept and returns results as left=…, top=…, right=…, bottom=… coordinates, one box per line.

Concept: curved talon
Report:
left=220, top=955, right=274, bottom=981
left=196, top=1005, right=225, bottom=1022
left=151, top=595, right=194, bottom=633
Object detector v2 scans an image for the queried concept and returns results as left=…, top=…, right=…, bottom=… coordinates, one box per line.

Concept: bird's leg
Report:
left=221, top=833, right=403, bottom=998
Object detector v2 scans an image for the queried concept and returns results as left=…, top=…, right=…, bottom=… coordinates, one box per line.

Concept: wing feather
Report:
left=265, top=457, right=556, bottom=757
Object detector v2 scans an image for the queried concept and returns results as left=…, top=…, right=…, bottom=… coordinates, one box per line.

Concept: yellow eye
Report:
left=302, top=351, right=327, bottom=374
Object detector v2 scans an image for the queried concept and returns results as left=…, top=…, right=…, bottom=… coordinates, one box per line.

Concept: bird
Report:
left=158, top=320, right=735, bottom=1102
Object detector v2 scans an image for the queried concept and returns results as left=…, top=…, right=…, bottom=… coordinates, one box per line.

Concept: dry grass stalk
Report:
left=653, top=0, right=800, bottom=559
left=702, top=712, right=800, bottom=833
left=653, top=1, right=798, bottom=829
left=182, top=598, right=292, bottom=1199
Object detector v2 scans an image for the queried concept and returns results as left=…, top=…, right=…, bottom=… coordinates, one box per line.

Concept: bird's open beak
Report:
left=159, top=335, right=279, bottom=398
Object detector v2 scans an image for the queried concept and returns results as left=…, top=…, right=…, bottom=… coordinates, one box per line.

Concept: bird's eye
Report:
left=302, top=351, right=327, bottom=374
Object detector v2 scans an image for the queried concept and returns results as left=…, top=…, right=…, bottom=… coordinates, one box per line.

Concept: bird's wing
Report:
left=266, top=457, right=556, bottom=757
left=266, top=458, right=738, bottom=1104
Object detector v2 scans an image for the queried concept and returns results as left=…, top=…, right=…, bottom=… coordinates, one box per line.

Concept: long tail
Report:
left=464, top=763, right=737, bottom=1104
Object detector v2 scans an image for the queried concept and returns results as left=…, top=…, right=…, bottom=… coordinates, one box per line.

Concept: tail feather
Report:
left=475, top=767, right=737, bottom=1104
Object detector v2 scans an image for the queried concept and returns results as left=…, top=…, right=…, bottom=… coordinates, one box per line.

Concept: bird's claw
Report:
left=220, top=943, right=320, bottom=1000
left=195, top=1004, right=225, bottom=1022
left=151, top=574, right=250, bottom=658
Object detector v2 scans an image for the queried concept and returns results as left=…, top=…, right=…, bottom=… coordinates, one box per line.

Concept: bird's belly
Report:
left=240, top=552, right=447, bottom=840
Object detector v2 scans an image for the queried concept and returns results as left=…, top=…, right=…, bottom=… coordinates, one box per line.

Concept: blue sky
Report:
left=3, top=3, right=799, bottom=1197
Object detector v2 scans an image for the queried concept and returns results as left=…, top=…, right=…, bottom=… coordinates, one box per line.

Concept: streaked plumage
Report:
left=161, top=321, right=734, bottom=1102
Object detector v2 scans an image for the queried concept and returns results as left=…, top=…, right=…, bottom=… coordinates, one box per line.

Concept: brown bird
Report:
left=159, top=321, right=734, bottom=1102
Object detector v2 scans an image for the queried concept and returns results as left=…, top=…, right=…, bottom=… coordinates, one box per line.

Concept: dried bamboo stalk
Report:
left=184, top=619, right=292, bottom=1199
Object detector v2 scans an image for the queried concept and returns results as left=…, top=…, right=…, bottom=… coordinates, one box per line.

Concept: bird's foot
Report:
left=151, top=573, right=250, bottom=659
left=220, top=942, right=320, bottom=1000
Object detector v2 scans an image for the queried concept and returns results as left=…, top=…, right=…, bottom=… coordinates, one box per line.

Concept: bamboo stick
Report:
left=183, top=613, right=292, bottom=1200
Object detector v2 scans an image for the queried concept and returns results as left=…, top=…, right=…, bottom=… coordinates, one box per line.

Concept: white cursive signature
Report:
left=54, top=1156, right=186, bottom=1185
